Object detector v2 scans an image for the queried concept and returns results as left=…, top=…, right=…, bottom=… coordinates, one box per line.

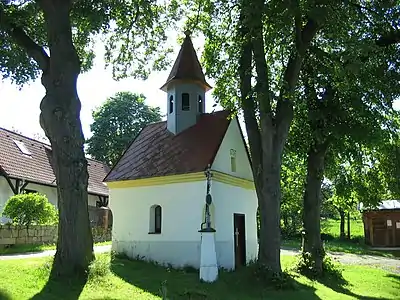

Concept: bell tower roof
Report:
left=160, top=31, right=212, bottom=92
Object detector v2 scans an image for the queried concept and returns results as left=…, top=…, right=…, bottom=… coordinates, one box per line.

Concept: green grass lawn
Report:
left=0, top=254, right=398, bottom=300
left=321, top=218, right=365, bottom=239
left=282, top=218, right=400, bottom=258
left=0, top=241, right=111, bottom=256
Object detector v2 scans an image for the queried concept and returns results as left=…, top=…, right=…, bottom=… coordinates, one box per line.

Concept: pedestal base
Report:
left=199, top=230, right=218, bottom=282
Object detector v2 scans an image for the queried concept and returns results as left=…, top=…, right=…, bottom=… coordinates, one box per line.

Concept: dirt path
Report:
left=1, top=245, right=399, bottom=274
left=281, top=248, right=400, bottom=274
left=0, top=245, right=111, bottom=260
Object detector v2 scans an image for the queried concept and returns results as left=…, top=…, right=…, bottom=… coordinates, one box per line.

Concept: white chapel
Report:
left=104, top=32, right=258, bottom=275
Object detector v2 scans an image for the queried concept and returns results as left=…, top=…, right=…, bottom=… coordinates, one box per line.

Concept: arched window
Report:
left=182, top=93, right=190, bottom=111
left=230, top=149, right=237, bottom=172
left=169, top=95, right=174, bottom=114
left=149, top=205, right=162, bottom=234
left=198, top=95, right=203, bottom=113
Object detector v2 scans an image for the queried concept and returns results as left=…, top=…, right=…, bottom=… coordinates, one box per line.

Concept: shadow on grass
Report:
left=111, top=257, right=321, bottom=300
left=30, top=273, right=87, bottom=300
left=317, top=275, right=392, bottom=300
left=385, top=273, right=400, bottom=281
left=0, top=289, right=12, bottom=300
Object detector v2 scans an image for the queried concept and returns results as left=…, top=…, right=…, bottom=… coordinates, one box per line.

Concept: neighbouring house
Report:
left=362, top=200, right=400, bottom=247
left=0, top=128, right=110, bottom=225
left=104, top=32, right=258, bottom=271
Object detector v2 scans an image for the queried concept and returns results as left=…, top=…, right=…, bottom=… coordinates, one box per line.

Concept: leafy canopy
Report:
left=86, top=92, right=162, bottom=166
left=2, top=192, right=58, bottom=226
left=0, top=0, right=179, bottom=86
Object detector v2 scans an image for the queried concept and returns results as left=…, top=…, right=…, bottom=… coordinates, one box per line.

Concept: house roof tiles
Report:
left=0, top=128, right=109, bottom=196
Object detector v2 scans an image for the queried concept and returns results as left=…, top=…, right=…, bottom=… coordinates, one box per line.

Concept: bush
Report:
left=294, top=252, right=344, bottom=281
left=2, top=193, right=58, bottom=226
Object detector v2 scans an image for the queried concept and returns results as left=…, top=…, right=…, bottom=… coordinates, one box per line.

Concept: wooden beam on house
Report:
left=20, top=180, right=29, bottom=192
left=97, top=195, right=109, bottom=207
left=0, top=168, right=17, bottom=194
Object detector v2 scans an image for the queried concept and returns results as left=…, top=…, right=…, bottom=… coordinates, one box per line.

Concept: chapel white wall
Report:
left=212, top=181, right=258, bottom=269
left=109, top=181, right=206, bottom=267
left=109, top=180, right=258, bottom=269
left=212, top=118, right=253, bottom=180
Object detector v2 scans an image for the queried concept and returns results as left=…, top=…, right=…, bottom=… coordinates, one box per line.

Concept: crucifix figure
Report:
left=204, top=164, right=213, bottom=230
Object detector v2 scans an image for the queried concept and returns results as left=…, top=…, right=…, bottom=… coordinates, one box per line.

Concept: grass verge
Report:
left=0, top=254, right=398, bottom=300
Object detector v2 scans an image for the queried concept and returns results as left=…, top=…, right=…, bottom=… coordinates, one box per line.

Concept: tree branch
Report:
left=238, top=0, right=262, bottom=178
left=274, top=17, right=321, bottom=153
left=0, top=6, right=49, bottom=71
left=376, top=30, right=400, bottom=46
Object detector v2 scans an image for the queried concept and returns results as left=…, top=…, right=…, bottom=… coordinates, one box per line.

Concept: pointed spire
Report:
left=160, top=32, right=212, bottom=92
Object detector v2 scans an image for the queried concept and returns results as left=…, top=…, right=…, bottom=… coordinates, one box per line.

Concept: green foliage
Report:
left=2, top=193, right=58, bottom=226
left=294, top=253, right=344, bottom=281
left=88, top=253, right=111, bottom=282
left=0, top=0, right=180, bottom=86
left=86, top=92, right=162, bottom=166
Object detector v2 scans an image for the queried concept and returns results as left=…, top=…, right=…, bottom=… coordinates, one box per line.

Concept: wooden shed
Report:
left=362, top=200, right=400, bottom=247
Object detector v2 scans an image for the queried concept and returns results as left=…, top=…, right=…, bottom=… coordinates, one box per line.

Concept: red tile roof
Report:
left=0, top=128, right=109, bottom=196
left=104, top=110, right=232, bottom=182
left=160, top=33, right=212, bottom=92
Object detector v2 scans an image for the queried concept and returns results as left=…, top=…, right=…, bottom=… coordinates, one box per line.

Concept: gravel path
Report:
left=1, top=245, right=399, bottom=274
left=0, top=245, right=111, bottom=260
left=281, top=248, right=400, bottom=274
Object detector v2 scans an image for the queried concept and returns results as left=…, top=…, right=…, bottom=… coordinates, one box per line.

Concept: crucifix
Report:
left=204, top=164, right=213, bottom=230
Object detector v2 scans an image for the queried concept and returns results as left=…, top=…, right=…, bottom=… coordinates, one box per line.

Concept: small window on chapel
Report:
left=149, top=205, right=162, bottom=234
left=182, top=93, right=190, bottom=111
left=230, top=149, right=237, bottom=172
left=169, top=95, right=174, bottom=114
left=198, top=95, right=203, bottom=113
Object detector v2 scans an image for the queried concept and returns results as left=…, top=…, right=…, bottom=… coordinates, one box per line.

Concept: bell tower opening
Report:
left=160, top=31, right=212, bottom=134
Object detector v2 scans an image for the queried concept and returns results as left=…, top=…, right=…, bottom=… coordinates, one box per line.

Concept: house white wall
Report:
left=0, top=177, right=14, bottom=223
left=109, top=179, right=258, bottom=269
left=212, top=118, right=253, bottom=181
left=0, top=176, right=100, bottom=223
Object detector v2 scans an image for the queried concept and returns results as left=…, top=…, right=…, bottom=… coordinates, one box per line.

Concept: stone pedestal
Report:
left=199, top=228, right=218, bottom=282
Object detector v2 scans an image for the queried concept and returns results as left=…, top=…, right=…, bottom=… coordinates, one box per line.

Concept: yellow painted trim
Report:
left=105, top=170, right=255, bottom=190
left=105, top=172, right=204, bottom=188
left=213, top=171, right=255, bottom=190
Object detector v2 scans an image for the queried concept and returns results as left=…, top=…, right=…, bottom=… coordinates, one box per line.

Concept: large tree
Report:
left=183, top=0, right=400, bottom=276
left=0, top=0, right=176, bottom=276
left=185, top=0, right=335, bottom=275
left=87, top=92, right=162, bottom=166
left=294, top=1, right=400, bottom=274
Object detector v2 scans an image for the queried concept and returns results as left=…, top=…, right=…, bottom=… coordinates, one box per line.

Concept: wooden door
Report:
left=233, top=213, right=246, bottom=269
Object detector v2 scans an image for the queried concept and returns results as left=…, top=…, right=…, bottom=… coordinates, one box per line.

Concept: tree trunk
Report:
left=257, top=153, right=283, bottom=274
left=238, top=0, right=321, bottom=277
left=347, top=212, right=351, bottom=240
left=302, top=143, right=328, bottom=275
left=339, top=210, right=346, bottom=239
left=39, top=0, right=94, bottom=276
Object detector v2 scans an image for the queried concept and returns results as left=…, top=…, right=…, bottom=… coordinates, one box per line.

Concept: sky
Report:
left=0, top=35, right=222, bottom=141
left=0, top=35, right=399, bottom=142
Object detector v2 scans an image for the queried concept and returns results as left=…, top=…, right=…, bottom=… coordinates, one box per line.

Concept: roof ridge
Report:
left=0, top=126, right=51, bottom=147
